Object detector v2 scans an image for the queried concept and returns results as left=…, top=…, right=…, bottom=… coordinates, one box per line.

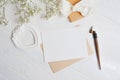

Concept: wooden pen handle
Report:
left=93, top=31, right=101, bottom=70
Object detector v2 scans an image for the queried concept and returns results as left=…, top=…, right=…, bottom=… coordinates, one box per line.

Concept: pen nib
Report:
left=89, top=26, right=93, bottom=33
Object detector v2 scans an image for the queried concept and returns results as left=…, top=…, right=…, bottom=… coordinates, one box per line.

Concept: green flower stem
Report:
left=0, top=0, right=8, bottom=26
left=0, top=0, right=61, bottom=26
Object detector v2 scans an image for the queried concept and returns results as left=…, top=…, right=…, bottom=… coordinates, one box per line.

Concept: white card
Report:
left=41, top=27, right=88, bottom=62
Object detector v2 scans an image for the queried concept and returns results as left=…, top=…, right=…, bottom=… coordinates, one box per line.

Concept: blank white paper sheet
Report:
left=41, top=27, right=88, bottom=62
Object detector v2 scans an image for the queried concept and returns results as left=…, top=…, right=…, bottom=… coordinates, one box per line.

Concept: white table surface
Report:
left=0, top=0, right=120, bottom=80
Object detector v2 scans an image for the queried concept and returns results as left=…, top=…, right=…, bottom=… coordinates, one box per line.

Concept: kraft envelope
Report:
left=68, top=12, right=84, bottom=22
left=67, top=0, right=84, bottom=22
left=67, top=0, right=81, bottom=5
left=41, top=40, right=93, bottom=73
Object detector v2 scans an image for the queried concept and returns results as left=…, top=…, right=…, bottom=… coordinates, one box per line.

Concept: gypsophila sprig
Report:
left=0, top=0, right=62, bottom=26
left=45, top=0, right=60, bottom=19
left=0, top=0, right=8, bottom=25
left=0, top=0, right=7, bottom=7
left=11, top=0, right=41, bottom=24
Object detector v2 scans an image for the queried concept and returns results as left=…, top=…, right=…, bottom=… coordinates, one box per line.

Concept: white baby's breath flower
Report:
left=12, top=0, right=41, bottom=24
left=43, top=0, right=60, bottom=19
left=0, top=0, right=8, bottom=25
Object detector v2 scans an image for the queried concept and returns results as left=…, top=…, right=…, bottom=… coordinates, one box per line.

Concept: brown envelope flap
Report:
left=48, top=58, right=82, bottom=73
left=48, top=40, right=93, bottom=73
left=68, top=12, right=84, bottom=22
left=67, top=0, right=81, bottom=5
left=67, top=0, right=84, bottom=22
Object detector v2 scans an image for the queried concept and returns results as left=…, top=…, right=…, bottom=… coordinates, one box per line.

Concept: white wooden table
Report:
left=0, top=0, right=120, bottom=80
